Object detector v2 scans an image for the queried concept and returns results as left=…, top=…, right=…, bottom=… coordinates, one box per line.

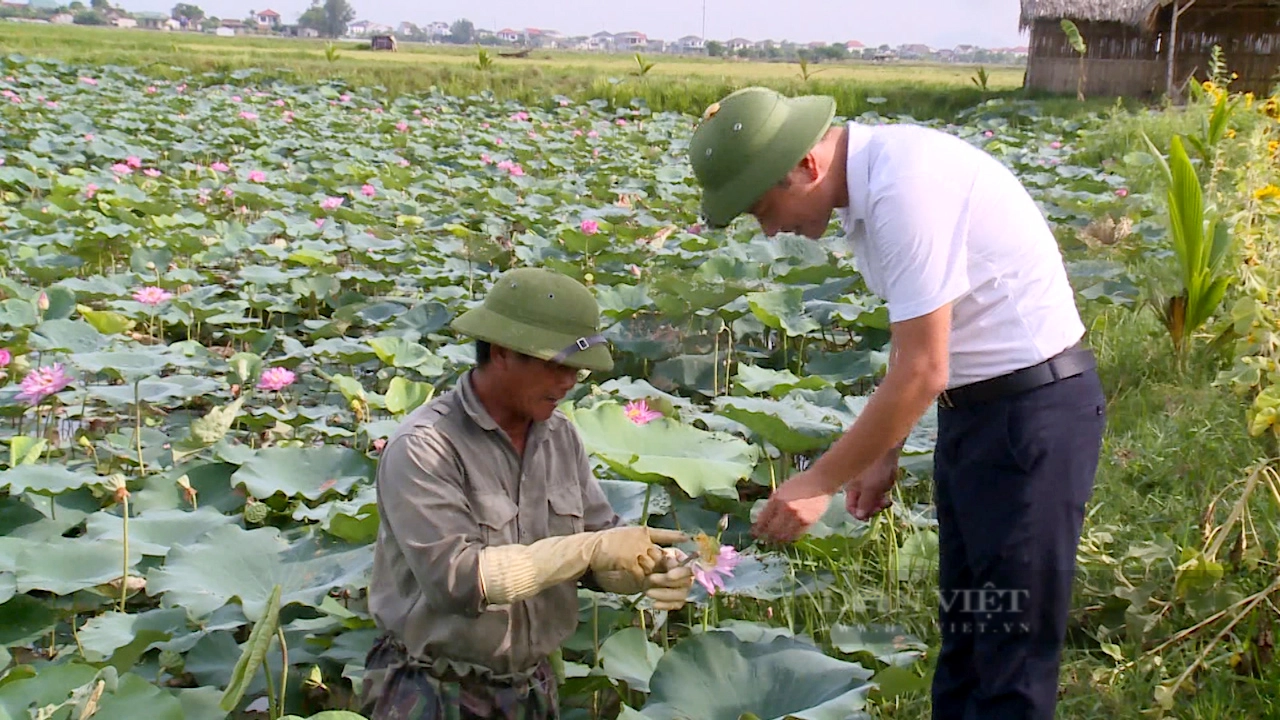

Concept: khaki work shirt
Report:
left=368, top=369, right=622, bottom=681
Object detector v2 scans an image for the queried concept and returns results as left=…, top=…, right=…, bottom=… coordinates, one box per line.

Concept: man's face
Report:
left=747, top=165, right=834, bottom=240
left=492, top=347, right=581, bottom=422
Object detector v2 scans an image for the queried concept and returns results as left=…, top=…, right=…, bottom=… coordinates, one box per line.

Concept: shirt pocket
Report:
left=473, top=491, right=519, bottom=545
left=547, top=485, right=584, bottom=537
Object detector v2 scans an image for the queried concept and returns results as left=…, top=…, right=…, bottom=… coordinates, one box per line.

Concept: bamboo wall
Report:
left=1159, top=3, right=1280, bottom=97
left=1024, top=19, right=1163, bottom=97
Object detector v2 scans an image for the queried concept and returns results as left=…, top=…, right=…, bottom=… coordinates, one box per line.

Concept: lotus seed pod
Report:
left=158, top=649, right=183, bottom=670
left=244, top=499, right=268, bottom=524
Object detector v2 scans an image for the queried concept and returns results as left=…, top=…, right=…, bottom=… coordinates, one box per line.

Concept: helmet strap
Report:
left=550, top=334, right=606, bottom=364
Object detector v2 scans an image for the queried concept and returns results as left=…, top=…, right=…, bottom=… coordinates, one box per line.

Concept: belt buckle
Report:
left=938, top=389, right=954, bottom=409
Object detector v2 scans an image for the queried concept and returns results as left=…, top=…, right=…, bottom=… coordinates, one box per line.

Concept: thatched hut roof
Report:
left=1018, top=0, right=1170, bottom=31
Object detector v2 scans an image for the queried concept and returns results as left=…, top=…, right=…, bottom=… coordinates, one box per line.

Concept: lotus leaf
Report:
left=565, top=401, right=759, bottom=498
left=145, top=524, right=373, bottom=622
left=229, top=445, right=375, bottom=501
left=632, top=630, right=874, bottom=720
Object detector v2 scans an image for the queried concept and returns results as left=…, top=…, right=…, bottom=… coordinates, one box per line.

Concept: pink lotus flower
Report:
left=132, top=286, right=173, bottom=305
left=395, top=121, right=408, bottom=132
left=247, top=170, right=266, bottom=183
left=1050, top=140, right=1062, bottom=149
left=147, top=86, right=157, bottom=94
left=274, top=99, right=285, bottom=107
left=257, top=366, right=296, bottom=392
left=144, top=169, right=161, bottom=178
left=340, top=93, right=351, bottom=102
left=84, top=133, right=94, bottom=142
left=126, top=156, right=142, bottom=168
left=111, top=163, right=132, bottom=175
left=692, top=545, right=740, bottom=595
left=580, top=219, right=599, bottom=235
left=84, top=183, right=98, bottom=199
left=239, top=111, right=258, bottom=121
left=1116, top=188, right=1129, bottom=197
left=79, top=77, right=98, bottom=85
left=210, top=162, right=229, bottom=173
left=624, top=399, right=662, bottom=425
left=0, top=349, right=9, bottom=367
left=320, top=196, right=343, bottom=210
left=361, top=184, right=376, bottom=197
left=17, top=363, right=72, bottom=405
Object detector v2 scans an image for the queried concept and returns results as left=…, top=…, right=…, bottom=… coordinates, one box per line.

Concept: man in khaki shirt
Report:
left=362, top=267, right=694, bottom=720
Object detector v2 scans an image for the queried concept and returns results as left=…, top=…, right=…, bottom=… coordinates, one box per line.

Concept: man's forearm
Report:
left=810, top=364, right=940, bottom=494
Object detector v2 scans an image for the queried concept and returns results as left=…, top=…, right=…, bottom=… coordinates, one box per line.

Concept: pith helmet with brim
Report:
left=688, top=86, right=837, bottom=229
left=450, top=267, right=614, bottom=372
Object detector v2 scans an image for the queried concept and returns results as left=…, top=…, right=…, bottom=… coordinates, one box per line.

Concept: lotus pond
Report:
left=0, top=54, right=1146, bottom=720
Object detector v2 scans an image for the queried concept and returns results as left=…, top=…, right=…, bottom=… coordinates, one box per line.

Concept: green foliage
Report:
left=1140, top=132, right=1235, bottom=357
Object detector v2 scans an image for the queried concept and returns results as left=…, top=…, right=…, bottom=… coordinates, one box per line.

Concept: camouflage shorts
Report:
left=360, top=633, right=560, bottom=720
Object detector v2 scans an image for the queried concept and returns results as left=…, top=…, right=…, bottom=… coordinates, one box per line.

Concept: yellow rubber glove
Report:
left=593, top=545, right=695, bottom=612
left=479, top=526, right=689, bottom=606
left=643, top=547, right=695, bottom=611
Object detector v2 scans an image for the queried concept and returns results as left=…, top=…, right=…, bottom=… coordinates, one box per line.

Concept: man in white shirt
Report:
left=684, top=86, right=1106, bottom=720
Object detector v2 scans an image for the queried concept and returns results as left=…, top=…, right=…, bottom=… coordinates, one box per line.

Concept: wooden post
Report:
left=1167, top=0, right=1180, bottom=99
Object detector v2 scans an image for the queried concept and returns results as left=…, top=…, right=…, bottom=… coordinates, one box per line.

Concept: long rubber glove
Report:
left=595, top=546, right=695, bottom=610
left=478, top=526, right=688, bottom=606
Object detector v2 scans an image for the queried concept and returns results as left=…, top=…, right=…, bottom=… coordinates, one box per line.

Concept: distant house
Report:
left=587, top=31, right=613, bottom=50
left=845, top=40, right=865, bottom=53
left=614, top=31, right=647, bottom=49
left=726, top=37, right=751, bottom=52
left=255, top=9, right=280, bottom=27
left=496, top=27, right=521, bottom=43
left=370, top=34, right=396, bottom=50
left=112, top=17, right=137, bottom=28
left=133, top=11, right=174, bottom=30
left=347, top=20, right=391, bottom=37
left=674, top=35, right=704, bottom=53
left=426, top=21, right=449, bottom=38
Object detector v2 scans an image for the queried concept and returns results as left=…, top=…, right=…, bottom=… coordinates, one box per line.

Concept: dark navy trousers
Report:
left=930, top=368, right=1106, bottom=720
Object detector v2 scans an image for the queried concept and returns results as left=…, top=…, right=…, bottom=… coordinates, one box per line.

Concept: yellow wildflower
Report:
left=1203, top=80, right=1216, bottom=92
left=1255, top=184, right=1280, bottom=200
left=1227, top=128, right=1237, bottom=139
left=1246, top=92, right=1256, bottom=108
left=1270, top=140, right=1278, bottom=155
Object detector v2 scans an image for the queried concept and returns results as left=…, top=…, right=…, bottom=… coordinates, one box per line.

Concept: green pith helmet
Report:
left=688, top=86, right=837, bottom=229
left=450, top=267, right=613, bottom=372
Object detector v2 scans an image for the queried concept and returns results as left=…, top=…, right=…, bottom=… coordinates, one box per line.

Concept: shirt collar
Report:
left=456, top=367, right=555, bottom=448
left=840, top=121, right=876, bottom=224
left=457, top=368, right=499, bottom=431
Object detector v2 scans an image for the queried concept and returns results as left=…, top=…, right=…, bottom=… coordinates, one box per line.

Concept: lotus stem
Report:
left=119, top=491, right=129, bottom=612
left=134, top=379, right=145, bottom=475
left=640, top=483, right=652, bottom=525
left=276, top=627, right=288, bottom=718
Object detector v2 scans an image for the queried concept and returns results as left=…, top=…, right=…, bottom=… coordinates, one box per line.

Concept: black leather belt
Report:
left=937, top=343, right=1096, bottom=410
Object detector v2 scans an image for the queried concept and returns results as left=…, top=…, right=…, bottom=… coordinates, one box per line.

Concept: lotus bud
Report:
left=145, top=261, right=156, bottom=270
left=718, top=514, right=730, bottom=533
left=78, top=435, right=93, bottom=449
left=36, top=292, right=48, bottom=311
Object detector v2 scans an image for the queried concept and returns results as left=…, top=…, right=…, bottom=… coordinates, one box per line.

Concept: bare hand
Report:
left=844, top=450, right=899, bottom=521
left=752, top=468, right=837, bottom=543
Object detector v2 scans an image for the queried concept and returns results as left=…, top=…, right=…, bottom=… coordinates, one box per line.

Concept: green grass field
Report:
left=0, top=22, right=1068, bottom=120
left=1, top=18, right=1278, bottom=720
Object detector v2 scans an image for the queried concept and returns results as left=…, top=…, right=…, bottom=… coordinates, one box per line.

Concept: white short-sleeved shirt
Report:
left=837, top=121, right=1085, bottom=388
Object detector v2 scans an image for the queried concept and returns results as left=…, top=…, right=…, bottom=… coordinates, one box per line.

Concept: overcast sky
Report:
left=124, top=0, right=1028, bottom=48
